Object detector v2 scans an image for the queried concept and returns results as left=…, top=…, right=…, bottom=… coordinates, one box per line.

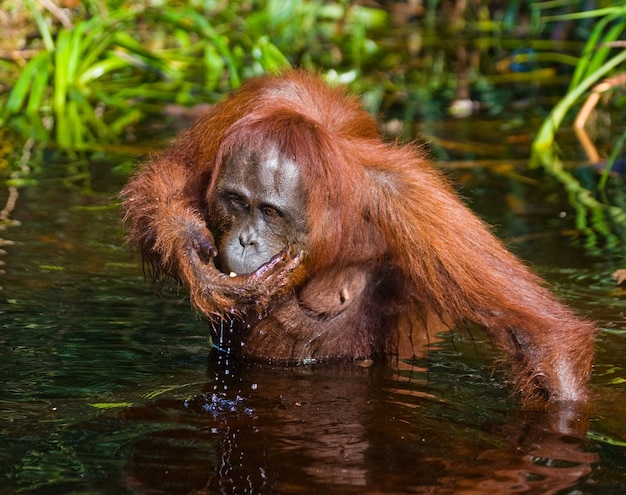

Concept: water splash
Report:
left=183, top=317, right=256, bottom=418
left=183, top=392, right=254, bottom=417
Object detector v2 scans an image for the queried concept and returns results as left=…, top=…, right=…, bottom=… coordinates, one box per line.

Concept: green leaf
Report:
left=608, top=377, right=626, bottom=385
left=532, top=48, right=626, bottom=159
left=53, top=29, right=72, bottom=120
left=251, top=37, right=291, bottom=71
left=204, top=44, right=225, bottom=90
left=25, top=55, right=52, bottom=115
left=78, top=57, right=131, bottom=87
left=89, top=402, right=133, bottom=409
left=4, top=52, right=51, bottom=114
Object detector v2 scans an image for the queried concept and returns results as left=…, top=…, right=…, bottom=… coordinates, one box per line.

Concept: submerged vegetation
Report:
left=0, top=0, right=625, bottom=249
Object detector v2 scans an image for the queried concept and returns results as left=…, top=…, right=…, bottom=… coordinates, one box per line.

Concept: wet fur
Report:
left=121, top=69, right=597, bottom=406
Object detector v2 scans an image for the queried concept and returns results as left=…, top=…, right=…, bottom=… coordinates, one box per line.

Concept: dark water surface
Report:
left=1, top=121, right=626, bottom=494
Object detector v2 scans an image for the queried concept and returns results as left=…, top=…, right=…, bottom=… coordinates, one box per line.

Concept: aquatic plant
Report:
left=531, top=4, right=626, bottom=248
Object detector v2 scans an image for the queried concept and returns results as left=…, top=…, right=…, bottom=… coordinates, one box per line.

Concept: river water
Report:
left=1, top=117, right=625, bottom=494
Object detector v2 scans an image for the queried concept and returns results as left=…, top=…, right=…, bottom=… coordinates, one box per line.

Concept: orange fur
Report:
left=121, top=70, right=597, bottom=405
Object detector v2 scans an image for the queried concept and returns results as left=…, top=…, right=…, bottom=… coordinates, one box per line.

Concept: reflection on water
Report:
left=114, top=356, right=599, bottom=494
left=1, top=148, right=625, bottom=493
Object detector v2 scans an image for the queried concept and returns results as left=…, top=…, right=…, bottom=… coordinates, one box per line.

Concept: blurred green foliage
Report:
left=0, top=0, right=625, bottom=247
left=0, top=0, right=387, bottom=150
left=4, top=0, right=624, bottom=153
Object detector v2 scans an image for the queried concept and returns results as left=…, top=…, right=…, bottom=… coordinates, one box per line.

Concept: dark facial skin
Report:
left=213, top=146, right=308, bottom=275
